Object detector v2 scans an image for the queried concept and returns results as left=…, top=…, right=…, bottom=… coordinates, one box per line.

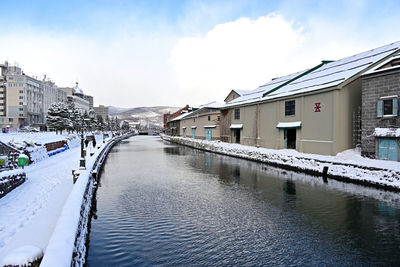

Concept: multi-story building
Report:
left=59, top=82, right=90, bottom=113
left=0, top=63, right=44, bottom=129
left=42, top=78, right=67, bottom=122
left=361, top=54, right=400, bottom=161
left=220, top=41, right=400, bottom=156
left=84, top=95, right=94, bottom=109
left=94, top=105, right=109, bottom=120
left=180, top=102, right=223, bottom=140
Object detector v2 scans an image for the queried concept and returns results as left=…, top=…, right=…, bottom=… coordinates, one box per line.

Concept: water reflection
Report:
left=88, top=137, right=400, bottom=266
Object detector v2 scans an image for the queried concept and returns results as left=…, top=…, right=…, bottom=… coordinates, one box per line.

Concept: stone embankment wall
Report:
left=163, top=135, right=400, bottom=192
left=0, top=170, right=26, bottom=199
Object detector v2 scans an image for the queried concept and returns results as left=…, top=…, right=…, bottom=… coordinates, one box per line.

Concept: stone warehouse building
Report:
left=361, top=54, right=400, bottom=161
left=180, top=101, right=223, bottom=140
left=220, top=41, right=400, bottom=156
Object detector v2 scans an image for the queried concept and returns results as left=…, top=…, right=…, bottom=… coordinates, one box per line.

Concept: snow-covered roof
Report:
left=363, top=53, right=400, bottom=76
left=226, top=68, right=309, bottom=107
left=223, top=41, right=400, bottom=108
left=198, top=101, right=224, bottom=109
left=170, top=111, right=192, bottom=122
left=276, top=121, right=302, bottom=128
left=230, top=124, right=243, bottom=129
left=374, top=128, right=400, bottom=137
left=264, top=41, right=400, bottom=99
left=203, top=125, right=217, bottom=128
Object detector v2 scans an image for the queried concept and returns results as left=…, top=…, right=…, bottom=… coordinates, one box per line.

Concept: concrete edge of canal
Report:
left=162, top=135, right=400, bottom=193
left=38, top=132, right=136, bottom=267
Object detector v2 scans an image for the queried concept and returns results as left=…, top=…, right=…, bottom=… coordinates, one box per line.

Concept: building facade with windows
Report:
left=221, top=41, right=400, bottom=156
left=43, top=79, right=67, bottom=123
left=59, top=83, right=90, bottom=113
left=361, top=55, right=400, bottom=161
left=180, top=102, right=223, bottom=140
left=0, top=64, right=44, bottom=129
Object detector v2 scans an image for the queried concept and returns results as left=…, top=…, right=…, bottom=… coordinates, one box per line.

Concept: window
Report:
left=217, top=116, right=220, bottom=121
left=19, top=96, right=23, bottom=99
left=19, top=108, right=23, bottom=111
left=8, top=118, right=13, bottom=122
left=234, top=108, right=240, bottom=120
left=19, top=90, right=23, bottom=94
left=208, top=115, right=211, bottom=121
left=19, top=114, right=24, bottom=117
left=285, top=100, right=295, bottom=116
left=19, top=102, right=23, bottom=105
left=377, top=97, right=398, bottom=117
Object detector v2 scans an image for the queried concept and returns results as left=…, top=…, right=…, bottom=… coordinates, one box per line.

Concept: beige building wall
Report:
left=230, top=105, right=258, bottom=146
left=223, top=83, right=361, bottom=156
left=181, top=111, right=221, bottom=140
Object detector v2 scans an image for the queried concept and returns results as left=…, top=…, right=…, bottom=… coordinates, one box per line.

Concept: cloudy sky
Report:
left=0, top=0, right=399, bottom=108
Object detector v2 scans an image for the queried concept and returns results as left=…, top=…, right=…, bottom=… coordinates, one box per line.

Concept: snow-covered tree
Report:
left=46, top=102, right=72, bottom=134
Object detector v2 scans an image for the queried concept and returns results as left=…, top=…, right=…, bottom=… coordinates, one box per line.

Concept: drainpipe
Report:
left=256, top=103, right=260, bottom=147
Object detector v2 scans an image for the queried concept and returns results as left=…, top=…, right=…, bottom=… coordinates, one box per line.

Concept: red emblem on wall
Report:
left=314, top=102, right=321, bottom=112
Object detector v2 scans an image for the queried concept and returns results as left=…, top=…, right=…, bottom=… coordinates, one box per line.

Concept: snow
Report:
left=170, top=111, right=192, bottom=122
left=374, top=128, right=400, bottom=137
left=363, top=54, right=400, bottom=76
left=164, top=136, right=400, bottom=190
left=226, top=69, right=308, bottom=106
left=223, top=41, right=400, bottom=108
left=0, top=169, right=24, bottom=180
left=0, top=132, right=112, bottom=265
left=198, top=101, right=224, bottom=109
left=0, top=132, right=78, bottom=149
left=230, top=124, right=243, bottom=129
left=276, top=121, right=302, bottom=128
left=1, top=245, right=43, bottom=266
left=204, top=125, right=217, bottom=128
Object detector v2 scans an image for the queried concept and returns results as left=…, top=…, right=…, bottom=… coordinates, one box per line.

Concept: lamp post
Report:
left=79, top=130, right=86, bottom=170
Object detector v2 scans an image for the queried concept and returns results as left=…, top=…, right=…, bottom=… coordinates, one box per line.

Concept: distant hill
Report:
left=108, top=106, right=179, bottom=124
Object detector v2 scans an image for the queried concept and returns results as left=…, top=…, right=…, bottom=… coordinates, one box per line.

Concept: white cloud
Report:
left=0, top=29, right=180, bottom=108
left=1, top=7, right=398, bottom=109
left=171, top=12, right=398, bottom=106
left=171, top=14, right=303, bottom=105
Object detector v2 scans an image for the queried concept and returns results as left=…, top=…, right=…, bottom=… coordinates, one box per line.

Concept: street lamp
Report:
left=79, top=131, right=86, bottom=170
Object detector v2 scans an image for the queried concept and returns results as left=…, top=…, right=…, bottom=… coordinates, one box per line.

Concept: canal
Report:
left=87, top=136, right=400, bottom=266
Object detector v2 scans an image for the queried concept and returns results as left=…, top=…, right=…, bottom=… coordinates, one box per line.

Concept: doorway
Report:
left=284, top=129, right=296, bottom=149
left=378, top=138, right=398, bottom=161
left=233, top=129, right=241, bottom=143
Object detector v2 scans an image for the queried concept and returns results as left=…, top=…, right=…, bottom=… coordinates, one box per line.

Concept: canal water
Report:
left=87, top=136, right=400, bottom=266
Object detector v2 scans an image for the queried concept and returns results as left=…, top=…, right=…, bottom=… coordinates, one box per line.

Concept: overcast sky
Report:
left=0, top=0, right=399, bottom=108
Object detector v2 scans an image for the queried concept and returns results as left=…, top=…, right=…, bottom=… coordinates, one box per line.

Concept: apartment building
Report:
left=59, top=83, right=90, bottom=112
left=0, top=64, right=43, bottom=129
left=43, top=78, right=67, bottom=122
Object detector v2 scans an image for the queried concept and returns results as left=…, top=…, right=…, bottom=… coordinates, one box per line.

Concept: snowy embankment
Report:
left=0, top=132, right=81, bottom=164
left=40, top=133, right=133, bottom=267
left=0, top=133, right=110, bottom=266
left=164, top=135, right=400, bottom=191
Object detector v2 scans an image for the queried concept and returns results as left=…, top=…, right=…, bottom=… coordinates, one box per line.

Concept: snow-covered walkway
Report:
left=0, top=146, right=80, bottom=263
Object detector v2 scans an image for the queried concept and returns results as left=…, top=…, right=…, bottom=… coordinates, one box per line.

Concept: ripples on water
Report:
left=87, top=136, right=400, bottom=266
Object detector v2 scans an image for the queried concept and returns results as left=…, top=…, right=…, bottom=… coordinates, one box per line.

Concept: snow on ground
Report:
left=166, top=136, right=400, bottom=190
left=0, top=132, right=110, bottom=265
left=0, top=132, right=77, bottom=148
left=0, top=146, right=79, bottom=263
